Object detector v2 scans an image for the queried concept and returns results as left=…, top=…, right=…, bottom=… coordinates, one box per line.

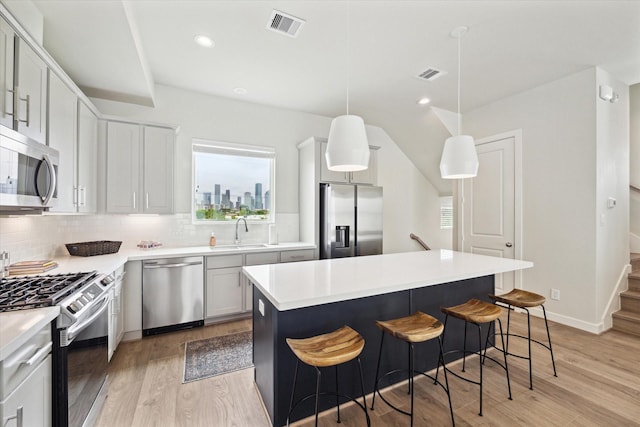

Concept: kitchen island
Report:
left=242, top=250, right=533, bottom=426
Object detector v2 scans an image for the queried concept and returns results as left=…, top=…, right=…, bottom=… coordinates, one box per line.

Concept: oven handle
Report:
left=67, top=294, right=110, bottom=342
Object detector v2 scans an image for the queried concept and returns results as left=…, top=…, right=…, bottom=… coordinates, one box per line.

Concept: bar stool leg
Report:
left=524, top=307, right=533, bottom=390
left=497, top=318, right=512, bottom=400
left=356, top=357, right=371, bottom=426
left=370, top=330, right=385, bottom=410
left=476, top=323, right=483, bottom=416
left=462, top=321, right=468, bottom=372
left=542, top=305, right=558, bottom=377
left=435, top=314, right=449, bottom=384
left=409, top=343, right=415, bottom=427
left=314, top=367, right=322, bottom=427
left=286, top=359, right=300, bottom=427
left=437, top=336, right=455, bottom=426
left=335, top=365, right=341, bottom=423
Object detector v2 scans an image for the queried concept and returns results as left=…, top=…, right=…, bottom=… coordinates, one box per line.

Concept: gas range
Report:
left=0, top=271, right=114, bottom=328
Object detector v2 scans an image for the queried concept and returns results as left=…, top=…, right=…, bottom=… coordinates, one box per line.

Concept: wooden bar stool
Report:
left=370, top=311, right=455, bottom=426
left=438, top=299, right=512, bottom=416
left=285, top=326, right=370, bottom=427
left=489, top=289, right=557, bottom=390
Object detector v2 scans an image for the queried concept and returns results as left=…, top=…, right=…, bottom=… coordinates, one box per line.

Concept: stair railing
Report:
left=410, top=233, right=431, bottom=251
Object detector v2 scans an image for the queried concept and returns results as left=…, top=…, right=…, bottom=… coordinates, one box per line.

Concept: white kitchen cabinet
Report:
left=14, top=37, right=47, bottom=144
left=0, top=354, right=52, bottom=427
left=106, top=121, right=174, bottom=214
left=122, top=260, right=142, bottom=341
left=108, top=265, right=125, bottom=360
left=206, top=267, right=244, bottom=318
left=0, top=16, right=14, bottom=129
left=319, top=140, right=378, bottom=185
left=76, top=100, right=98, bottom=213
left=47, top=72, right=77, bottom=212
left=280, top=249, right=315, bottom=263
left=0, top=15, right=47, bottom=144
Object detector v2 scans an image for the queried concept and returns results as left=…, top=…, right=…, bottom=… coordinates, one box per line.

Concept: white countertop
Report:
left=0, top=306, right=59, bottom=360
left=16, top=242, right=315, bottom=276
left=242, top=249, right=534, bottom=311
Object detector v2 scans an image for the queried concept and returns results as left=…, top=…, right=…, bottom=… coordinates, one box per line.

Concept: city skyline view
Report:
left=193, top=150, right=272, bottom=220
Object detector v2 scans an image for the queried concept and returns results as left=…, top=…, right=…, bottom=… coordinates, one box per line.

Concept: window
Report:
left=440, top=196, right=453, bottom=229
left=192, top=140, right=275, bottom=223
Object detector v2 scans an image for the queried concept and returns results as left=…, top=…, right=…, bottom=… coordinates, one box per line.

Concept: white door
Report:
left=461, top=133, right=518, bottom=293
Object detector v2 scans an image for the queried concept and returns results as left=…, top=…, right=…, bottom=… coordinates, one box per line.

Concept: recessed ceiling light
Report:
left=417, top=97, right=431, bottom=105
left=233, top=87, right=248, bottom=95
left=194, top=35, right=214, bottom=48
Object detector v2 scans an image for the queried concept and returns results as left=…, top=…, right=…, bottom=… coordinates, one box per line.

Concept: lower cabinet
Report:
left=206, top=266, right=243, bottom=318
left=205, top=249, right=312, bottom=321
left=108, top=265, right=125, bottom=360
left=0, top=355, right=52, bottom=427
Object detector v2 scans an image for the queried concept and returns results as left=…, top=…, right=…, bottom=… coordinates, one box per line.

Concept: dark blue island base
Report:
left=252, top=275, right=494, bottom=427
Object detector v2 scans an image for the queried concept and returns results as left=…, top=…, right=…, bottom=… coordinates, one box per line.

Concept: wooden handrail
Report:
left=410, top=233, right=431, bottom=251
left=631, top=184, right=640, bottom=193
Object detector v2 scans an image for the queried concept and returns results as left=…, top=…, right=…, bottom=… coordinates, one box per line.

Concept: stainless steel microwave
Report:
left=0, top=126, right=58, bottom=213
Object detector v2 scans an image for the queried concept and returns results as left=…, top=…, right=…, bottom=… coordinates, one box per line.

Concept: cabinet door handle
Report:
left=21, top=342, right=52, bottom=367
left=73, top=186, right=78, bottom=205
left=79, top=186, right=86, bottom=206
left=145, top=192, right=149, bottom=209
left=18, top=93, right=30, bottom=126
left=132, top=191, right=136, bottom=210
left=4, top=406, right=23, bottom=427
left=3, top=88, right=14, bottom=118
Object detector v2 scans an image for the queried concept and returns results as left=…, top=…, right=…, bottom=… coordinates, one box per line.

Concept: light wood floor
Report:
left=96, top=312, right=640, bottom=426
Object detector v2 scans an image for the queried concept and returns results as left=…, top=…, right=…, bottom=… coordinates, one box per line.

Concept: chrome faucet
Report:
left=235, top=217, right=248, bottom=245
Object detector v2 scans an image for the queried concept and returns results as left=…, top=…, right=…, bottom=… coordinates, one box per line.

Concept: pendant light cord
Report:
left=346, top=0, right=350, bottom=115
left=457, top=30, right=461, bottom=136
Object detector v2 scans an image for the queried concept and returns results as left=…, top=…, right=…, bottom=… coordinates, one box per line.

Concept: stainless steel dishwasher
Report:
left=142, top=256, right=204, bottom=335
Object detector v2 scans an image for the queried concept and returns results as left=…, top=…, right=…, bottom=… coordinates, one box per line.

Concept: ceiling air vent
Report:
left=267, top=10, right=305, bottom=38
left=416, top=68, right=447, bottom=81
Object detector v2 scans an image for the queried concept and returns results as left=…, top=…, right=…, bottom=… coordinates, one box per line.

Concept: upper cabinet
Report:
left=0, top=15, right=47, bottom=143
left=47, top=71, right=77, bottom=212
left=319, top=140, right=379, bottom=185
left=15, top=37, right=47, bottom=143
left=77, top=100, right=98, bottom=213
left=0, top=16, right=14, bottom=129
left=106, top=121, right=174, bottom=214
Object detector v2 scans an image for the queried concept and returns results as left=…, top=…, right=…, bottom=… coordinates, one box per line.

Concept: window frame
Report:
left=192, top=139, right=276, bottom=224
left=440, top=196, right=453, bottom=229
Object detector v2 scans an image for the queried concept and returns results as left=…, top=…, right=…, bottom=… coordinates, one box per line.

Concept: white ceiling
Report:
left=31, top=0, right=640, bottom=194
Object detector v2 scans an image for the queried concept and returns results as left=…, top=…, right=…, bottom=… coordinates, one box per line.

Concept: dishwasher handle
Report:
left=143, top=261, right=203, bottom=269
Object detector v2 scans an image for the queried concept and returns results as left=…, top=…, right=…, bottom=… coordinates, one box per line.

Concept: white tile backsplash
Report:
left=0, top=213, right=300, bottom=263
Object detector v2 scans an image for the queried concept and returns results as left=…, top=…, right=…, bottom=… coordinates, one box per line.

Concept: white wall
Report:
left=0, top=84, right=447, bottom=261
left=595, top=69, right=630, bottom=318
left=463, top=68, right=630, bottom=331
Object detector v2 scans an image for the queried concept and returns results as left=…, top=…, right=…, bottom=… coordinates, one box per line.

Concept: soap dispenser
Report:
left=209, top=232, right=216, bottom=247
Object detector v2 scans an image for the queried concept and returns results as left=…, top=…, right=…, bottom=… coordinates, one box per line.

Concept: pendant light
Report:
left=325, top=1, right=370, bottom=172
left=439, top=26, right=478, bottom=179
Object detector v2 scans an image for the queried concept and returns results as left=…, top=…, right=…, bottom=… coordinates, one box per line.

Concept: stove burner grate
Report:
left=0, top=271, right=98, bottom=311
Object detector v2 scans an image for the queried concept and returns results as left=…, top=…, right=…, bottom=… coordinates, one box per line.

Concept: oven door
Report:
left=54, top=294, right=110, bottom=427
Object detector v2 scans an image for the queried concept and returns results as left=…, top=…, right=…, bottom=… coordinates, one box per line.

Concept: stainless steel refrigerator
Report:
left=319, top=183, right=383, bottom=258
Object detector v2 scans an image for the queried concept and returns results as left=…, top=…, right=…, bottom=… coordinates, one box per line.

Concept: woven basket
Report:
left=65, top=240, right=122, bottom=257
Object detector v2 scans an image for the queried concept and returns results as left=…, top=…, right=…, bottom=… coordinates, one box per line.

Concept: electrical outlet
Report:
left=551, top=289, right=560, bottom=301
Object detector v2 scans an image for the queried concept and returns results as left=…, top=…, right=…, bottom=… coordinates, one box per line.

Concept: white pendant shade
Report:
left=325, top=115, right=370, bottom=172
left=439, top=134, right=479, bottom=179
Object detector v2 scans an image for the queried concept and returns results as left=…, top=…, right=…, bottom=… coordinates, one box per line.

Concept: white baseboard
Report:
left=524, top=263, right=631, bottom=334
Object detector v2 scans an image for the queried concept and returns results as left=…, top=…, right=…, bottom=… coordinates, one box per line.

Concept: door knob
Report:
left=505, top=242, right=513, bottom=248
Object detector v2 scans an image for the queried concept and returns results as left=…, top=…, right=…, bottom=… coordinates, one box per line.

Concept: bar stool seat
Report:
left=286, top=326, right=370, bottom=426
left=488, top=289, right=557, bottom=390
left=439, top=299, right=512, bottom=416
left=371, top=311, right=454, bottom=426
